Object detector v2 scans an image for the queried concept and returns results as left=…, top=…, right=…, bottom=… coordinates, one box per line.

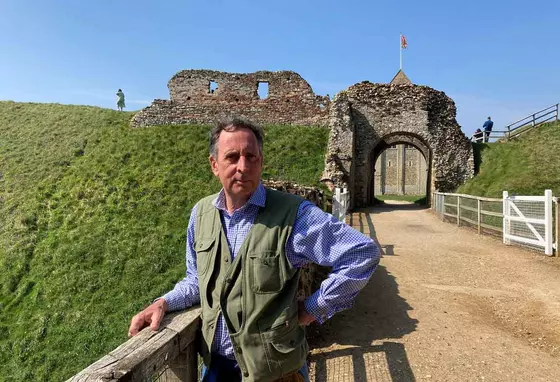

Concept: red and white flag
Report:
left=401, top=34, right=408, bottom=49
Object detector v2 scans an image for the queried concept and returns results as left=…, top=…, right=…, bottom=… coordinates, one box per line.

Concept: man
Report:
left=483, top=116, right=493, bottom=142
left=128, top=118, right=380, bottom=382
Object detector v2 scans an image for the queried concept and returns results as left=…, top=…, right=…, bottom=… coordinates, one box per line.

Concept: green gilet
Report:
left=194, top=188, right=308, bottom=381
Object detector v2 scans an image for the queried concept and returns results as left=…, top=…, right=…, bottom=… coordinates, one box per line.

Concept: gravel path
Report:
left=308, top=202, right=560, bottom=382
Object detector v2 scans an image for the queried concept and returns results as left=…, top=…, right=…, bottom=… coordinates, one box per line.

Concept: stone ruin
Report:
left=131, top=70, right=330, bottom=128
left=322, top=76, right=475, bottom=207
left=132, top=69, right=474, bottom=207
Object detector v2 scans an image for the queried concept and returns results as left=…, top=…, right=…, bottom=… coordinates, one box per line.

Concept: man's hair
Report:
left=488, top=116, right=491, bottom=119
left=209, top=117, right=264, bottom=157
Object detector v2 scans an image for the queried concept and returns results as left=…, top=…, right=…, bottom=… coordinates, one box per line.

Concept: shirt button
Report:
left=224, top=257, right=229, bottom=263
left=243, top=371, right=249, bottom=377
left=236, top=347, right=243, bottom=354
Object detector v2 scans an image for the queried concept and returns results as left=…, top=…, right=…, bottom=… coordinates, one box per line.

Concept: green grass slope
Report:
left=458, top=121, right=560, bottom=197
left=0, top=101, right=329, bottom=381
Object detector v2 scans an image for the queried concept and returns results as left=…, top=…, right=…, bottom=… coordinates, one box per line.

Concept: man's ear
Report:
left=209, top=155, right=219, bottom=176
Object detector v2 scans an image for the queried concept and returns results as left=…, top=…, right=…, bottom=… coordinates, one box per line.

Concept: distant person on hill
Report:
left=127, top=117, right=380, bottom=382
left=116, top=89, right=126, bottom=111
left=472, top=128, right=484, bottom=143
left=483, top=116, right=493, bottom=142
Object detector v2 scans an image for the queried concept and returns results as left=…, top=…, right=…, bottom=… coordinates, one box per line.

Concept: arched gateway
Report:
left=322, top=74, right=474, bottom=208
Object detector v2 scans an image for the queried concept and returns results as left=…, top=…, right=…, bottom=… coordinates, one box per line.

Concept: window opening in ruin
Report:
left=387, top=161, right=392, bottom=167
left=319, top=103, right=325, bottom=109
left=257, top=82, right=269, bottom=99
left=209, top=81, right=218, bottom=94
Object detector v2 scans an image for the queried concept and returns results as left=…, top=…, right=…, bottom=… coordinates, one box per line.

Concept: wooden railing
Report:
left=68, top=307, right=202, bottom=382
left=487, top=103, right=559, bottom=142
left=433, top=191, right=559, bottom=256
left=432, top=192, right=503, bottom=234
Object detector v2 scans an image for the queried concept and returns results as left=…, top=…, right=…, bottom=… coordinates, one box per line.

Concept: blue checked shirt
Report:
left=162, top=183, right=379, bottom=359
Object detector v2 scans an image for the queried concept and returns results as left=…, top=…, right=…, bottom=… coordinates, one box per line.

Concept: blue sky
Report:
left=1, top=0, right=558, bottom=135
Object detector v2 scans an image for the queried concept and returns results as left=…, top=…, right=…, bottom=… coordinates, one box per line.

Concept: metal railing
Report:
left=482, top=103, right=559, bottom=142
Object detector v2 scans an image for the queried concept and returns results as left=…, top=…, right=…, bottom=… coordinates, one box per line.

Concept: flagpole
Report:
left=399, top=33, right=403, bottom=70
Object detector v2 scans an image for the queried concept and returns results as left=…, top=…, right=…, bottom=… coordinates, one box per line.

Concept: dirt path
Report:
left=308, top=202, right=560, bottom=382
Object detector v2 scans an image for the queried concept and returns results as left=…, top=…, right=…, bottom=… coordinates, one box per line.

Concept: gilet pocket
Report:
left=266, top=323, right=307, bottom=375
left=195, top=237, right=216, bottom=276
left=249, top=250, right=283, bottom=293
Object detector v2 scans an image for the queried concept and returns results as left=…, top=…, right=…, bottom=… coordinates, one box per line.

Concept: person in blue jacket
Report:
left=483, top=117, right=493, bottom=142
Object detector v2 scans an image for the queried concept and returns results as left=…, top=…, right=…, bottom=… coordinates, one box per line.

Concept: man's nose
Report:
left=237, top=155, right=248, bottom=173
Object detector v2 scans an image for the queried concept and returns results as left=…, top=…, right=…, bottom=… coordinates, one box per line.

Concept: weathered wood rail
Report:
left=68, top=307, right=202, bottom=382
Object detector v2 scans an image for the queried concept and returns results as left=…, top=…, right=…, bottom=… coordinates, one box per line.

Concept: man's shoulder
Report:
left=195, top=193, right=220, bottom=217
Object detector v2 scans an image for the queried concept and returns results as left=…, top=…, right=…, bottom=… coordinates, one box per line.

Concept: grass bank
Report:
left=458, top=121, right=560, bottom=197
left=0, top=101, right=329, bottom=380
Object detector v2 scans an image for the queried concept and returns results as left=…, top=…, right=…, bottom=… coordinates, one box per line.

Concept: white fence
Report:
left=432, top=190, right=557, bottom=256
left=503, top=190, right=553, bottom=255
left=332, top=187, right=349, bottom=221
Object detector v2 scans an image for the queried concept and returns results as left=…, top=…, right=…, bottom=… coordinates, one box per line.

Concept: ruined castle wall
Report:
left=324, top=82, right=474, bottom=207
left=131, top=70, right=330, bottom=128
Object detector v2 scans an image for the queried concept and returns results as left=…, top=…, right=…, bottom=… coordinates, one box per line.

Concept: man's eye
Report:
left=225, top=154, right=239, bottom=161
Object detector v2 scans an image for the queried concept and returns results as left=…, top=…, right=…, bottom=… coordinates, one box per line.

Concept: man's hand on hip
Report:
left=298, top=300, right=316, bottom=326
left=128, top=298, right=168, bottom=337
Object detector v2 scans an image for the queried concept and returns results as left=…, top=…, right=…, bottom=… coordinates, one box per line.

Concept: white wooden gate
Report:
left=503, top=190, right=553, bottom=255
left=332, top=187, right=349, bottom=221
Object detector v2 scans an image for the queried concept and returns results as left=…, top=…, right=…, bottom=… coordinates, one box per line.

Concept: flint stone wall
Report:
left=323, top=81, right=474, bottom=208
left=131, top=70, right=330, bottom=128
left=262, top=179, right=329, bottom=298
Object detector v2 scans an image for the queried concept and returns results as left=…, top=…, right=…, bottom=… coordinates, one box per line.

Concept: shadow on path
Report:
left=307, top=207, right=419, bottom=381
left=310, top=343, right=415, bottom=382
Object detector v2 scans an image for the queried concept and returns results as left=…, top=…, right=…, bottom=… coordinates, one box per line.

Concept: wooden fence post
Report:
left=163, top=342, right=198, bottom=382
left=544, top=190, right=553, bottom=256
left=456, top=196, right=461, bottom=226
left=477, top=199, right=481, bottom=234
left=555, top=198, right=559, bottom=257
left=503, top=191, right=509, bottom=245
left=441, top=194, right=445, bottom=220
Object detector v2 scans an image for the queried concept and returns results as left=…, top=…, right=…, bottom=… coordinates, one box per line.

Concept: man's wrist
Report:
left=154, top=298, right=169, bottom=312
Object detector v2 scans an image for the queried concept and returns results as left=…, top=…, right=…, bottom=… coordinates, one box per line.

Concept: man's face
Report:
left=210, top=127, right=263, bottom=201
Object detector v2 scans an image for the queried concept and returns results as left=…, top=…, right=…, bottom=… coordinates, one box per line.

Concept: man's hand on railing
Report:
left=128, top=298, right=169, bottom=337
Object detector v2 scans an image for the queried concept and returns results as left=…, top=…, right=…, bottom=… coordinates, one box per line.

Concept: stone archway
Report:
left=369, top=133, right=431, bottom=204
left=322, top=81, right=474, bottom=208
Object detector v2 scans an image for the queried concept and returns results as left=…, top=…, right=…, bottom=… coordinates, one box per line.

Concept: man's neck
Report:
left=225, top=194, right=250, bottom=214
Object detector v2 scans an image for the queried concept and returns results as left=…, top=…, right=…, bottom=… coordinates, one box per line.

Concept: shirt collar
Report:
left=212, top=182, right=266, bottom=212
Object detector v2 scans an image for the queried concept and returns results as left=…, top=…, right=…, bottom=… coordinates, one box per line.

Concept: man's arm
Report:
left=128, top=205, right=201, bottom=336
left=287, top=201, right=380, bottom=324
